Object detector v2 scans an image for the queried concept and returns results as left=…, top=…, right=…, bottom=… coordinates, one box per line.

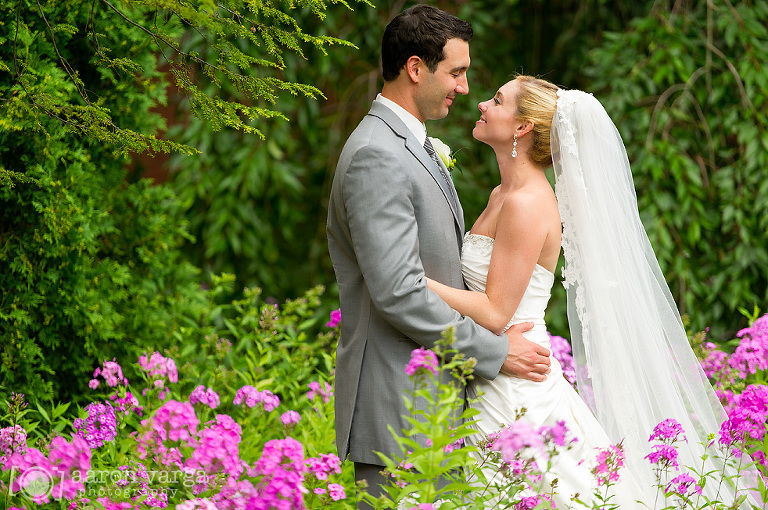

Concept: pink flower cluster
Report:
left=109, top=390, right=142, bottom=416
left=185, top=414, right=244, bottom=491
left=253, top=437, right=308, bottom=509
left=702, top=314, right=768, bottom=390
left=73, top=401, right=118, bottom=448
left=306, top=381, right=333, bottom=403
left=3, top=435, right=91, bottom=504
left=515, top=495, right=555, bottom=510
left=404, top=347, right=439, bottom=377
left=718, top=384, right=768, bottom=451
left=306, top=453, right=341, bottom=480
left=233, top=385, right=280, bottom=411
left=137, top=400, right=198, bottom=466
left=138, top=352, right=179, bottom=400
left=189, top=385, right=221, bottom=409
left=0, top=425, right=27, bottom=464
left=548, top=333, right=577, bottom=387
left=645, top=418, right=686, bottom=471
left=281, top=410, right=301, bottom=427
left=664, top=472, right=702, bottom=497
left=89, top=358, right=128, bottom=389
left=592, top=444, right=625, bottom=486
left=325, top=308, right=341, bottom=328
left=313, top=482, right=345, bottom=501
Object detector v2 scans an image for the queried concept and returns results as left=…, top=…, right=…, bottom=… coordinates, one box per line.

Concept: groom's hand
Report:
left=501, top=322, right=551, bottom=381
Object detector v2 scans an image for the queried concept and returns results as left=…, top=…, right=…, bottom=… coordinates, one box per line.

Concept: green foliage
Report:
left=0, top=0, right=368, bottom=402
left=584, top=0, right=768, bottom=337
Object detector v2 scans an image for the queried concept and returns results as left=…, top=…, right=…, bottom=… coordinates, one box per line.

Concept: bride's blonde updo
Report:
left=513, top=75, right=559, bottom=167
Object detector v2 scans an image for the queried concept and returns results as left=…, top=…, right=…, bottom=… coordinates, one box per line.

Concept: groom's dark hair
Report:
left=381, top=4, right=473, bottom=82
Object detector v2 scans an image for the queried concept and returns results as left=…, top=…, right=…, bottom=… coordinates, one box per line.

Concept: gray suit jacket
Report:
left=326, top=101, right=507, bottom=464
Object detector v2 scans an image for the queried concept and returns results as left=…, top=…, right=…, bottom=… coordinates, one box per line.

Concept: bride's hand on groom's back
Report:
left=500, top=322, right=551, bottom=382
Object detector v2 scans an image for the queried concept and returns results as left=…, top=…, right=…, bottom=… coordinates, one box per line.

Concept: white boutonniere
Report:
left=428, top=136, right=457, bottom=172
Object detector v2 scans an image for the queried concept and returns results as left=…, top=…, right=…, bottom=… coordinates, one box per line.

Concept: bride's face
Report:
left=473, top=79, right=519, bottom=148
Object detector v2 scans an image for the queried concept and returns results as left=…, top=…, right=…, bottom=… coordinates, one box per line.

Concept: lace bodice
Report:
left=461, top=233, right=554, bottom=331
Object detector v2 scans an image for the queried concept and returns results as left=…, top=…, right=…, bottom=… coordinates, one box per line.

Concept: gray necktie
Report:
left=424, top=137, right=459, bottom=213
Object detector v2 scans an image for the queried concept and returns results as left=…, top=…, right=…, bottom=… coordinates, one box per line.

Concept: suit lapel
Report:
left=367, top=103, right=464, bottom=235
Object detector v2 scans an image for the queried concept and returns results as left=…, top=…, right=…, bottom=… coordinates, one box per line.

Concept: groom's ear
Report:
left=405, top=56, right=423, bottom=83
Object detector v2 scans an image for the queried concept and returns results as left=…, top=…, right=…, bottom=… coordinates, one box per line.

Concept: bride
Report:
left=424, top=76, right=746, bottom=507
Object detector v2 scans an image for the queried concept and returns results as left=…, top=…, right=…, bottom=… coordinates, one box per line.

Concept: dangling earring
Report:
left=511, top=133, right=518, bottom=158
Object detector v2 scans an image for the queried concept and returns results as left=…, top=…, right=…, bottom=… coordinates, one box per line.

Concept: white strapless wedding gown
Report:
left=462, top=233, right=649, bottom=508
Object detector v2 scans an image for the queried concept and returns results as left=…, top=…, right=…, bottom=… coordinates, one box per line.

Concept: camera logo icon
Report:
left=12, top=466, right=54, bottom=500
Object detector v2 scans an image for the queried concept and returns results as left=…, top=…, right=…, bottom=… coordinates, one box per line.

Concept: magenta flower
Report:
left=233, top=385, right=280, bottom=411
left=109, top=391, right=143, bottom=416
left=664, top=473, right=702, bottom=496
left=548, top=333, right=577, bottom=387
left=405, top=347, right=439, bottom=377
left=593, top=444, right=625, bottom=486
left=649, top=418, right=687, bottom=443
left=0, top=425, right=27, bottom=464
left=538, top=420, right=573, bottom=447
left=307, top=381, right=333, bottom=403
left=73, top=402, right=117, bottom=448
left=718, top=384, right=768, bottom=447
left=91, top=359, right=128, bottom=389
left=306, top=453, right=342, bottom=481
left=327, top=482, right=346, bottom=501
left=138, top=352, right=178, bottom=400
left=176, top=498, right=218, bottom=510
left=491, top=421, right=544, bottom=463
left=253, top=437, right=308, bottom=510
left=189, top=385, right=221, bottom=409
left=644, top=444, right=679, bottom=469
left=515, top=495, right=554, bottom=510
left=5, top=435, right=91, bottom=503
left=185, top=414, right=244, bottom=491
left=326, top=308, right=341, bottom=328
left=281, top=410, right=301, bottom=426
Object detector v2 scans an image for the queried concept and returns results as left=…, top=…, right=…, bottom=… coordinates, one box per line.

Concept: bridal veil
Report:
left=551, top=89, right=752, bottom=505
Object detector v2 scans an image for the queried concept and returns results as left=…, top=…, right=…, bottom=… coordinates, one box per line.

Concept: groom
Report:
left=326, top=5, right=551, bottom=507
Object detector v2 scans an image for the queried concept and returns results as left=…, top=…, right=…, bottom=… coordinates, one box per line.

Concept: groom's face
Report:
left=414, top=37, right=470, bottom=121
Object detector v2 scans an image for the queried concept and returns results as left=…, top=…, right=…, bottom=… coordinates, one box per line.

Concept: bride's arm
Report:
left=426, top=192, right=548, bottom=335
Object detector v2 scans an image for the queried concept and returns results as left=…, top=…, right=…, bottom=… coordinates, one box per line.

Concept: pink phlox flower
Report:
left=538, top=420, right=573, bottom=447
left=326, top=308, right=341, bottom=328
left=185, top=414, right=243, bottom=487
left=719, top=384, right=768, bottom=447
left=593, top=444, right=625, bottom=486
left=233, top=385, right=280, bottom=411
left=138, top=352, right=179, bottom=385
left=92, top=359, right=128, bottom=388
left=306, top=453, right=341, bottom=481
left=730, top=332, right=768, bottom=378
left=176, top=498, right=218, bottom=510
left=649, top=418, right=687, bottom=444
left=491, top=421, right=545, bottom=463
left=152, top=400, right=198, bottom=442
left=664, top=473, right=702, bottom=496
left=515, top=495, right=555, bottom=510
left=253, top=437, right=308, bottom=510
left=327, top=482, right=346, bottom=501
left=189, top=385, right=221, bottom=409
left=0, top=425, right=27, bottom=463
left=404, top=347, right=439, bottom=377
left=6, top=435, right=91, bottom=502
left=95, top=498, right=134, bottom=510
left=548, top=333, right=577, bottom=387
left=644, top=444, right=679, bottom=469
left=306, top=381, right=333, bottom=403
left=73, top=401, right=118, bottom=448
left=314, top=487, right=327, bottom=495
left=110, top=391, right=143, bottom=416
left=281, top=410, right=301, bottom=427
left=211, top=476, right=257, bottom=510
